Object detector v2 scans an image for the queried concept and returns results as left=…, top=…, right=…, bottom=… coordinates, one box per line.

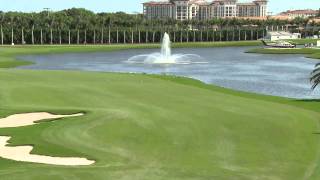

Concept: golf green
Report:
left=0, top=44, right=320, bottom=179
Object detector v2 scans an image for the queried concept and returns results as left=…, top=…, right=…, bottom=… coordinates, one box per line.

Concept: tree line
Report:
left=0, top=8, right=319, bottom=44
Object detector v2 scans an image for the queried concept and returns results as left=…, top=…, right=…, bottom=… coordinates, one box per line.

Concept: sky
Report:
left=0, top=0, right=319, bottom=15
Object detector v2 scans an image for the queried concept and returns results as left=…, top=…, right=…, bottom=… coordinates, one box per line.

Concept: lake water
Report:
left=18, top=47, right=320, bottom=99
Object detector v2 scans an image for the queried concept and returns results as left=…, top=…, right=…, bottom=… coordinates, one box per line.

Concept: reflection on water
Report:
left=17, top=47, right=320, bottom=99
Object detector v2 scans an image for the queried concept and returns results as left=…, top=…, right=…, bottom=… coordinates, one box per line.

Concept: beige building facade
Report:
left=143, top=0, right=268, bottom=20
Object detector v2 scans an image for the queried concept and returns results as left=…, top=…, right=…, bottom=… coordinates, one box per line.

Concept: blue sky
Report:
left=1, top=0, right=319, bottom=14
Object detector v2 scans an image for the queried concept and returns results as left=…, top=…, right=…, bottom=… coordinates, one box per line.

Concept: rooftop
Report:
left=144, top=0, right=268, bottom=5
left=267, top=31, right=296, bottom=36
left=280, top=9, right=319, bottom=15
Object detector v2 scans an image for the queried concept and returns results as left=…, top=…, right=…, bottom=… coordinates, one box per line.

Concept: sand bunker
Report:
left=0, top=136, right=95, bottom=166
left=0, top=112, right=84, bottom=128
left=0, top=112, right=95, bottom=166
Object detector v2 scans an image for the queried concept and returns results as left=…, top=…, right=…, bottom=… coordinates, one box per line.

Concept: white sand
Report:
left=0, top=136, right=95, bottom=166
left=0, top=112, right=84, bottom=128
left=0, top=112, right=95, bottom=166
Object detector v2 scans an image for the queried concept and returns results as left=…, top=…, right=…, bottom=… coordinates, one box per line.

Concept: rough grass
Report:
left=0, top=43, right=320, bottom=179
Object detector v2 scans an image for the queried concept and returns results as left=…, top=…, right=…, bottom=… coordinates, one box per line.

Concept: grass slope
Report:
left=0, top=69, right=320, bottom=180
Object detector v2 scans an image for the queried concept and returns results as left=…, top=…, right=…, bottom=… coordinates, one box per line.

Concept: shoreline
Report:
left=246, top=48, right=320, bottom=59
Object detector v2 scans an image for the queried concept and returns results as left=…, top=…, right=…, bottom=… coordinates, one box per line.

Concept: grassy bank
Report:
left=247, top=39, right=320, bottom=59
left=0, top=44, right=320, bottom=179
left=247, top=48, right=320, bottom=59
left=0, top=41, right=262, bottom=68
left=288, top=39, right=319, bottom=45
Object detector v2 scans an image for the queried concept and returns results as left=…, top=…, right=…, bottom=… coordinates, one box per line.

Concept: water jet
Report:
left=127, top=32, right=205, bottom=65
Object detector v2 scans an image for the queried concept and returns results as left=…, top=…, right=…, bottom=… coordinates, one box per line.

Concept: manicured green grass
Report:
left=0, top=70, right=320, bottom=180
left=0, top=41, right=262, bottom=68
left=247, top=39, right=320, bottom=59
left=0, top=43, right=320, bottom=179
left=289, top=39, right=319, bottom=45
left=247, top=47, right=320, bottom=59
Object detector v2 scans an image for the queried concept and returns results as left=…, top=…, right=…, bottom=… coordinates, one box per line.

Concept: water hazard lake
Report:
left=18, top=47, right=320, bottom=99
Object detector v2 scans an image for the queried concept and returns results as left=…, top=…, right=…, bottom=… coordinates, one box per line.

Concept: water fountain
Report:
left=127, top=33, right=205, bottom=65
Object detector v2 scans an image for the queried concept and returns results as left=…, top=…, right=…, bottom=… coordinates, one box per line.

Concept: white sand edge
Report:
left=0, top=112, right=95, bottom=166
left=0, top=112, right=84, bottom=128
left=0, top=136, right=95, bottom=166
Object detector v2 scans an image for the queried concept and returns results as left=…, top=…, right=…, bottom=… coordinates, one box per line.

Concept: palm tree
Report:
left=29, top=14, right=35, bottom=44
left=310, top=63, right=320, bottom=89
left=9, top=16, right=14, bottom=45
left=90, top=16, right=98, bottom=44
left=0, top=12, right=4, bottom=45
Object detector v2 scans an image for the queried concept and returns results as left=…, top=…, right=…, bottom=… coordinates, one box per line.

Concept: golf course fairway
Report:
left=0, top=44, right=320, bottom=179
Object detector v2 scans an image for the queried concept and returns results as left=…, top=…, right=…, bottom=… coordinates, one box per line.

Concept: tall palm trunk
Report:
left=244, top=30, right=247, bottom=41
left=93, top=29, right=96, bottom=44
left=138, top=30, right=141, bottom=44
left=238, top=29, right=241, bottom=41
left=173, top=31, right=176, bottom=43
left=40, top=29, right=43, bottom=45
left=146, top=31, right=148, bottom=43
left=206, top=31, right=209, bottom=42
left=123, top=30, right=126, bottom=44
left=108, top=27, right=111, bottom=44
left=226, top=30, right=229, bottom=41
left=131, top=29, right=134, bottom=44
left=232, top=30, right=235, bottom=41
left=77, top=29, right=80, bottom=44
left=251, top=29, right=253, bottom=40
left=1, top=25, right=3, bottom=45
left=50, top=28, right=53, bottom=44
left=84, top=30, right=87, bottom=44
left=153, top=31, right=155, bottom=43
left=68, top=30, right=71, bottom=45
left=212, top=31, right=215, bottom=42
left=193, top=31, right=196, bottom=42
left=21, top=28, right=24, bottom=44
left=101, top=28, right=104, bottom=44
left=219, top=31, right=222, bottom=42
left=187, top=30, right=189, bottom=42
left=180, top=30, right=183, bottom=43
left=31, top=26, right=34, bottom=45
left=116, top=29, right=119, bottom=43
left=59, top=29, right=62, bottom=45
left=11, top=28, right=14, bottom=45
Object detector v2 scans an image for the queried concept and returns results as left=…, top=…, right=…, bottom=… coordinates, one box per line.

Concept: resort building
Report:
left=143, top=0, right=268, bottom=20
left=279, top=9, right=319, bottom=19
left=264, top=31, right=301, bottom=41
